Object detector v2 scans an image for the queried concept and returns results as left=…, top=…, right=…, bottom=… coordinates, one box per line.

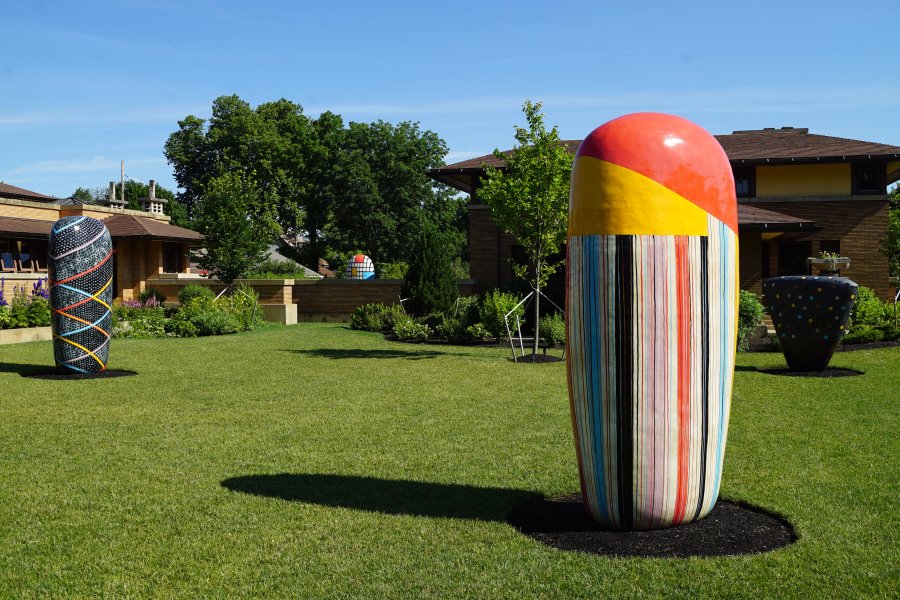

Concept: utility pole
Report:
left=120, top=160, right=125, bottom=205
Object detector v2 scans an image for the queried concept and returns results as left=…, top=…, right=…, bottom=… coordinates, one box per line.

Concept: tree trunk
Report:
left=533, top=261, right=541, bottom=361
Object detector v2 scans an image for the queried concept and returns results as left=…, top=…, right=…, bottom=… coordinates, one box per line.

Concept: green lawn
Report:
left=0, top=324, right=896, bottom=598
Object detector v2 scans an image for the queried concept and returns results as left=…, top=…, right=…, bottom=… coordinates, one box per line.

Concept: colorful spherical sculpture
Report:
left=49, top=216, right=113, bottom=373
left=566, top=113, right=739, bottom=530
left=763, top=276, right=857, bottom=372
left=345, top=254, right=375, bottom=280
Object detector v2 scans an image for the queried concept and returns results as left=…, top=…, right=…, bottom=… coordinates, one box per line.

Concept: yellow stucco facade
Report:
left=756, top=163, right=851, bottom=197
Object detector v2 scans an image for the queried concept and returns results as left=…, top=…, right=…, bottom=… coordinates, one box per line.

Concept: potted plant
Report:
left=807, top=250, right=850, bottom=275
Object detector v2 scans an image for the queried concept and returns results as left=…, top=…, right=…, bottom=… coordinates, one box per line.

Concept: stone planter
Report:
left=763, top=276, right=857, bottom=371
left=807, top=256, right=850, bottom=275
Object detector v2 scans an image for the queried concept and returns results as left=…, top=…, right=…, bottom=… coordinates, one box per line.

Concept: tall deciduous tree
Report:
left=477, top=101, right=572, bottom=360
left=165, top=95, right=464, bottom=270
left=193, top=171, right=280, bottom=284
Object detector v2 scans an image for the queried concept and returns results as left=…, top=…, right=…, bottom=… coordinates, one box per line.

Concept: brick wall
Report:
left=293, top=279, right=476, bottom=320
left=745, top=199, right=891, bottom=300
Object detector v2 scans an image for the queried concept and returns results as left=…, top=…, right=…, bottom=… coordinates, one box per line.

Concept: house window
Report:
left=851, top=163, right=885, bottom=195
left=163, top=243, right=182, bottom=273
left=733, top=167, right=755, bottom=198
left=778, top=241, right=812, bottom=276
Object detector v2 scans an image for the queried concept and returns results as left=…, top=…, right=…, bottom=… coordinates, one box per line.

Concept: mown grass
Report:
left=0, top=324, right=896, bottom=598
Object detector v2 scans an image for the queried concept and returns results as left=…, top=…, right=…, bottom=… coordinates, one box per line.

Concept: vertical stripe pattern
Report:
left=566, top=214, right=737, bottom=530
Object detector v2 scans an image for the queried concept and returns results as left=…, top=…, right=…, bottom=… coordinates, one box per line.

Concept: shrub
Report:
left=114, top=308, right=168, bottom=338
left=850, top=286, right=888, bottom=328
left=393, top=318, right=432, bottom=342
left=434, top=317, right=462, bottom=341
left=351, top=303, right=387, bottom=332
left=738, top=290, right=766, bottom=351
left=138, top=287, right=167, bottom=306
left=168, top=296, right=240, bottom=337
left=402, top=222, right=458, bottom=316
left=842, top=324, right=884, bottom=345
left=878, top=322, right=899, bottom=341
left=178, top=284, right=215, bottom=305
left=539, top=312, right=566, bottom=347
left=228, top=282, right=264, bottom=331
left=465, top=323, right=490, bottom=341
left=0, top=305, right=10, bottom=329
left=453, top=295, right=481, bottom=328
left=479, top=290, right=524, bottom=341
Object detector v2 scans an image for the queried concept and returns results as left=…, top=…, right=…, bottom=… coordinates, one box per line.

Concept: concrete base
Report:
left=262, top=304, right=297, bottom=325
left=0, top=326, right=52, bottom=345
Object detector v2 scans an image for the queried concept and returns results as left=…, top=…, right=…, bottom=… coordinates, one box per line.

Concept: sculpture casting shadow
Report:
left=0, top=362, right=55, bottom=376
left=285, top=348, right=460, bottom=360
left=221, top=473, right=541, bottom=522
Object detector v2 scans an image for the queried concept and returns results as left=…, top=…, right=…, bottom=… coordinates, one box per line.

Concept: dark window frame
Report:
left=851, top=162, right=886, bottom=195
left=733, top=166, right=756, bottom=198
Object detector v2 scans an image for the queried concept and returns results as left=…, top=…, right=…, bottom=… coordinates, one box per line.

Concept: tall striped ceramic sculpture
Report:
left=566, top=113, right=739, bottom=530
left=49, top=216, right=113, bottom=373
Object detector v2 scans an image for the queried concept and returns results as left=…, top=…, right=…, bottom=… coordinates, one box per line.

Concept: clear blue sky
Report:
left=2, top=0, right=899, bottom=198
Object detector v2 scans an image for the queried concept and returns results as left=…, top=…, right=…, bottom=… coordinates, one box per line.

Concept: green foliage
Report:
left=402, top=222, right=458, bottom=316
left=378, top=262, right=408, bottom=280
left=350, top=303, right=406, bottom=332
left=479, top=290, right=524, bottom=341
left=193, top=171, right=281, bottom=283
left=178, top=284, right=215, bottom=305
left=6, top=295, right=49, bottom=328
left=842, top=324, right=884, bottom=344
left=245, top=259, right=317, bottom=280
left=113, top=307, right=168, bottom=339
left=477, top=101, right=572, bottom=355
left=882, top=186, right=899, bottom=278
left=738, top=290, right=766, bottom=351
left=392, top=317, right=432, bottom=342
left=453, top=295, right=481, bottom=328
left=228, top=283, right=265, bottom=331
left=165, top=96, right=465, bottom=268
left=71, top=187, right=95, bottom=203
left=138, top=287, right=167, bottom=306
left=167, top=297, right=240, bottom=337
left=851, top=286, right=888, bottom=328
left=538, top=312, right=565, bottom=347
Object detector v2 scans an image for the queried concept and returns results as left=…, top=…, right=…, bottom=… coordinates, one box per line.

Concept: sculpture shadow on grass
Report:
left=0, top=362, right=55, bottom=376
left=221, top=473, right=541, bottom=522
left=285, top=348, right=462, bottom=360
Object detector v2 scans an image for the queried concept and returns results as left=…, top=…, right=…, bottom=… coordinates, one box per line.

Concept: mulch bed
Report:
left=512, top=354, right=563, bottom=363
left=24, top=369, right=138, bottom=380
left=507, top=493, right=797, bottom=558
left=756, top=367, right=864, bottom=377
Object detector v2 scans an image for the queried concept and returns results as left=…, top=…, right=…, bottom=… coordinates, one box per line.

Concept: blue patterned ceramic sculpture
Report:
left=49, top=216, right=113, bottom=373
left=763, top=276, right=857, bottom=372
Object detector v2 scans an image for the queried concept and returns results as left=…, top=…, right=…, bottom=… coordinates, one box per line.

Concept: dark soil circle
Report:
left=507, top=493, right=797, bottom=558
left=512, top=354, right=564, bottom=363
left=757, top=367, right=863, bottom=378
left=24, top=369, right=138, bottom=380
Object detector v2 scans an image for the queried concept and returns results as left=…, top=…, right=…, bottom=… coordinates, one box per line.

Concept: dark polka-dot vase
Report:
left=763, top=276, right=857, bottom=372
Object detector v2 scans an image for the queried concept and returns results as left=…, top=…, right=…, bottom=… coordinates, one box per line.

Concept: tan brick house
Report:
left=428, top=127, right=900, bottom=301
left=0, top=182, right=201, bottom=302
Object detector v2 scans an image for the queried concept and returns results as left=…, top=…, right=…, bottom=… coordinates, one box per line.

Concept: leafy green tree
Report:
left=165, top=95, right=465, bottom=270
left=193, top=171, right=280, bottom=284
left=402, top=221, right=458, bottom=316
left=477, top=101, right=572, bottom=359
left=71, top=187, right=95, bottom=203
left=883, top=186, right=900, bottom=278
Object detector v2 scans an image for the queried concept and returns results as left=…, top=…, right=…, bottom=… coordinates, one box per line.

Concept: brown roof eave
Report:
left=733, top=153, right=900, bottom=166
left=738, top=222, right=823, bottom=233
